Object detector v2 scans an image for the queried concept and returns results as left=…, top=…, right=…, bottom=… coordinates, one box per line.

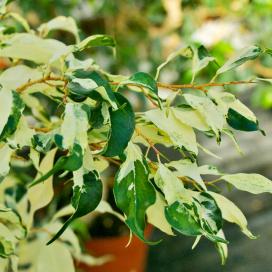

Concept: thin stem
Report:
left=156, top=79, right=256, bottom=91
left=16, top=74, right=256, bottom=94
left=16, top=75, right=66, bottom=93
left=32, top=127, right=52, bottom=132
left=135, top=127, right=170, bottom=162
left=205, top=178, right=222, bottom=185
left=102, top=156, right=122, bottom=166
left=179, top=176, right=203, bottom=192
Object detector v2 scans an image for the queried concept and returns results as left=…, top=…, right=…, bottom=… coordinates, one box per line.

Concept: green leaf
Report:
left=0, top=0, right=14, bottom=14
left=29, top=103, right=89, bottom=187
left=0, top=144, right=12, bottom=181
left=0, top=90, right=24, bottom=142
left=103, top=93, right=135, bottom=157
left=215, top=230, right=228, bottom=265
left=73, top=34, right=115, bottom=52
left=0, top=65, right=41, bottom=91
left=222, top=129, right=243, bottom=155
left=89, top=102, right=110, bottom=129
left=198, top=164, right=223, bottom=176
left=27, top=149, right=57, bottom=228
left=192, top=45, right=216, bottom=82
left=0, top=33, right=70, bottom=65
left=164, top=190, right=225, bottom=243
left=118, top=72, right=161, bottom=106
left=0, top=223, right=16, bottom=257
left=165, top=201, right=202, bottom=236
left=227, top=108, right=260, bottom=132
left=209, top=192, right=256, bottom=239
left=114, top=145, right=156, bottom=243
left=115, top=142, right=143, bottom=181
left=146, top=191, right=174, bottom=235
left=222, top=173, right=272, bottom=194
left=38, top=16, right=79, bottom=42
left=47, top=170, right=102, bottom=244
left=7, top=12, right=31, bottom=32
left=32, top=133, right=54, bottom=153
left=172, top=107, right=210, bottom=132
left=134, top=123, right=171, bottom=147
left=0, top=207, right=26, bottom=240
left=58, top=103, right=90, bottom=150
left=166, top=159, right=207, bottom=191
left=145, top=108, right=198, bottom=154
left=154, top=163, right=187, bottom=205
left=183, top=93, right=224, bottom=139
left=209, top=90, right=263, bottom=134
left=29, top=144, right=83, bottom=187
left=155, top=46, right=193, bottom=80
left=212, top=46, right=262, bottom=80
left=67, top=70, right=118, bottom=109
left=7, top=116, right=34, bottom=149
left=125, top=72, right=158, bottom=96
left=256, top=77, right=272, bottom=84
left=193, top=192, right=223, bottom=235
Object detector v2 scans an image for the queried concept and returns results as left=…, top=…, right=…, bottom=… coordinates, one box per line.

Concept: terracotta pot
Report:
left=0, top=58, right=9, bottom=69
left=79, top=226, right=152, bottom=272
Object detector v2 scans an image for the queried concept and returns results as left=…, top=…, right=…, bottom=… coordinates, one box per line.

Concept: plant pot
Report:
left=0, top=58, right=9, bottom=69
left=79, top=226, right=152, bottom=272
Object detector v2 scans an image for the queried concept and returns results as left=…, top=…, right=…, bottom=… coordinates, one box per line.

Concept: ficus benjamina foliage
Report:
left=1, top=2, right=272, bottom=270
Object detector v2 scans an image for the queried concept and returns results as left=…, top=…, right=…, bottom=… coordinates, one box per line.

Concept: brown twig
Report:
left=156, top=79, right=256, bottom=91
left=16, top=74, right=255, bottom=95
left=135, top=127, right=170, bottom=163
left=32, top=127, right=52, bottom=132
left=16, top=75, right=66, bottom=93
left=102, top=156, right=122, bottom=166
left=111, top=79, right=256, bottom=91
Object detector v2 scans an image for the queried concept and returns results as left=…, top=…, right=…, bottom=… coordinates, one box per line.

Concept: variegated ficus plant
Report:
left=1, top=2, right=272, bottom=271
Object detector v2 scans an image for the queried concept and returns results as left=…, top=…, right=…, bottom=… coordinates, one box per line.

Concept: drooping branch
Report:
left=156, top=79, right=256, bottom=90
left=16, top=75, right=256, bottom=94
left=16, top=75, right=66, bottom=93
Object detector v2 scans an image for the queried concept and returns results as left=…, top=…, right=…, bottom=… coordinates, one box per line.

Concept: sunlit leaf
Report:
left=146, top=108, right=198, bottom=154
left=212, top=46, right=262, bottom=80
left=222, top=173, right=272, bottom=194
left=74, top=34, right=115, bottom=52
left=209, top=192, right=256, bottom=238
left=192, top=45, right=216, bottom=82
left=155, top=46, right=193, bottom=80
left=166, top=159, right=207, bottom=190
left=0, top=144, right=12, bottom=181
left=38, top=16, right=79, bottom=42
left=0, top=33, right=70, bottom=65
left=27, top=149, right=57, bottom=228
left=146, top=191, right=174, bottom=235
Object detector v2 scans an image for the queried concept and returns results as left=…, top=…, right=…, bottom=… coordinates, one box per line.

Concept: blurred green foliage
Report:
left=7, top=0, right=272, bottom=108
